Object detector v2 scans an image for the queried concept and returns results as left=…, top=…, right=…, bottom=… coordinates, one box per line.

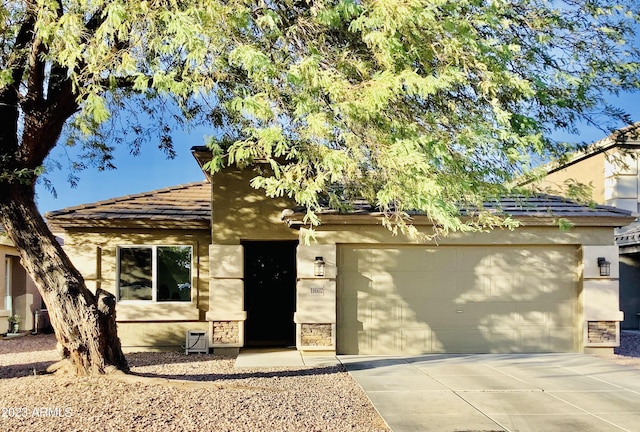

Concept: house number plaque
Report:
left=310, top=286, right=324, bottom=295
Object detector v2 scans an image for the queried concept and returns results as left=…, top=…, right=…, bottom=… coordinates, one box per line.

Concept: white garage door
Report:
left=337, top=245, right=579, bottom=354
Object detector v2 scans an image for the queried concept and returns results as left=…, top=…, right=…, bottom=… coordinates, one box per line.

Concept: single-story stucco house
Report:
left=44, top=147, right=635, bottom=356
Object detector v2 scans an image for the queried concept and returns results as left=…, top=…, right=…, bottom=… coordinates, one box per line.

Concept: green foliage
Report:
left=2, top=0, right=639, bottom=237
left=205, top=0, right=640, bottom=237
left=0, top=156, right=45, bottom=185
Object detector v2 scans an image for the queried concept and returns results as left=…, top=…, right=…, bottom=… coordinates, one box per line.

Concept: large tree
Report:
left=1, top=0, right=639, bottom=374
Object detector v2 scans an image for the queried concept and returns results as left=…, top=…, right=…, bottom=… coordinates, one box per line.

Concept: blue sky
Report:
left=35, top=94, right=640, bottom=214
left=36, top=126, right=212, bottom=214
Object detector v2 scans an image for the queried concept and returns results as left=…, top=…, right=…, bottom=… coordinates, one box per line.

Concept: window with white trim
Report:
left=117, top=246, right=192, bottom=302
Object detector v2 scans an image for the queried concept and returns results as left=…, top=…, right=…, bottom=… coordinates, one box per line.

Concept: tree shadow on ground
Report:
left=126, top=365, right=345, bottom=383
left=0, top=361, right=59, bottom=378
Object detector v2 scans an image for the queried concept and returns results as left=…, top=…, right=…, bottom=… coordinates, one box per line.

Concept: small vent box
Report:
left=185, top=330, right=209, bottom=355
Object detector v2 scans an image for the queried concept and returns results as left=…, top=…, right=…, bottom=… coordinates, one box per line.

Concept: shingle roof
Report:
left=467, top=195, right=633, bottom=221
left=45, top=181, right=211, bottom=230
left=282, top=194, right=634, bottom=228
left=616, top=225, right=640, bottom=247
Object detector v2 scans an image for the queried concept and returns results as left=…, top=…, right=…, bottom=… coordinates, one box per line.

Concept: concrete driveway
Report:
left=339, top=353, right=640, bottom=432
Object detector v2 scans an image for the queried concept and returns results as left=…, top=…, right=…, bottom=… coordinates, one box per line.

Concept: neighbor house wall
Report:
left=62, top=228, right=211, bottom=350
left=603, top=149, right=640, bottom=214
left=0, top=240, right=42, bottom=334
left=542, top=147, right=640, bottom=214
left=0, top=243, right=12, bottom=334
left=541, top=152, right=607, bottom=203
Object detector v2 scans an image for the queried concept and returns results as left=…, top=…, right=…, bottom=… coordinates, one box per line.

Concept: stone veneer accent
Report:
left=587, top=321, right=617, bottom=344
left=300, top=323, right=332, bottom=347
left=213, top=321, right=239, bottom=344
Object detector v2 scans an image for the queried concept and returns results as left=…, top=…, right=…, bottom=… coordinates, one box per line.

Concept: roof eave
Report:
left=191, top=146, right=212, bottom=181
left=283, top=213, right=635, bottom=229
left=48, top=218, right=211, bottom=231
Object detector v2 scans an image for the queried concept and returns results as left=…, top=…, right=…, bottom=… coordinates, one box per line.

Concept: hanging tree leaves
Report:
left=204, top=0, right=640, bottom=236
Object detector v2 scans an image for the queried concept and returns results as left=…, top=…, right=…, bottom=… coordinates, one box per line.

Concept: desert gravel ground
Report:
left=0, top=333, right=388, bottom=432
left=2, top=332, right=640, bottom=432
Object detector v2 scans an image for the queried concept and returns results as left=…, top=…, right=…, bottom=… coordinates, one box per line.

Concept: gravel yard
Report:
left=2, top=332, right=640, bottom=432
left=0, top=333, right=388, bottom=432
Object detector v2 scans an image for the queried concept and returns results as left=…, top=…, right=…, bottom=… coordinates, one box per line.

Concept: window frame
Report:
left=116, top=244, right=193, bottom=303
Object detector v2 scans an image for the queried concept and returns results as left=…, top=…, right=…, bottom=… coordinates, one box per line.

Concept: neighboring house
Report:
left=540, top=122, right=640, bottom=330
left=44, top=147, right=634, bottom=355
left=0, top=225, right=44, bottom=334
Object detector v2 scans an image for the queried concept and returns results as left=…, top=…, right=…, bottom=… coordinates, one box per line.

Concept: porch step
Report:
left=234, top=348, right=340, bottom=369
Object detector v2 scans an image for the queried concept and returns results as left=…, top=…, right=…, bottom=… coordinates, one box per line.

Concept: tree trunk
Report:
left=0, top=182, right=128, bottom=375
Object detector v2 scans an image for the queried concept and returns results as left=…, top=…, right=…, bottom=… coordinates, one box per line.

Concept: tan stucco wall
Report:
left=303, top=224, right=616, bottom=247
left=539, top=152, right=607, bottom=203
left=120, top=322, right=209, bottom=352
left=212, top=166, right=298, bottom=244
left=62, top=228, right=211, bottom=349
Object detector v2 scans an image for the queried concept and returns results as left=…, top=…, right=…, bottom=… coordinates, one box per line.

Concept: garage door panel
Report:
left=516, top=272, right=552, bottom=295
left=341, top=272, right=372, bottom=297
left=339, top=247, right=366, bottom=271
left=492, top=249, right=540, bottom=270
left=547, top=327, right=577, bottom=351
left=372, top=272, right=423, bottom=295
left=425, top=271, right=464, bottom=299
left=426, top=248, right=459, bottom=272
left=455, top=273, right=491, bottom=302
left=488, top=301, right=575, bottom=326
left=419, top=306, right=461, bottom=327
left=486, top=327, right=522, bottom=352
left=338, top=245, right=579, bottom=354
left=357, top=300, right=407, bottom=326
left=360, top=329, right=400, bottom=355
left=489, top=274, right=523, bottom=299
left=554, top=300, right=577, bottom=324
left=367, top=248, right=428, bottom=272
left=431, top=328, right=491, bottom=353
left=546, top=275, right=578, bottom=297
left=400, top=328, right=431, bottom=353
left=457, top=248, right=491, bottom=271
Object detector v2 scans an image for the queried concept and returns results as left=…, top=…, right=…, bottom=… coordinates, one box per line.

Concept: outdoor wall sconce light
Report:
left=313, top=256, right=325, bottom=277
left=597, top=257, right=611, bottom=277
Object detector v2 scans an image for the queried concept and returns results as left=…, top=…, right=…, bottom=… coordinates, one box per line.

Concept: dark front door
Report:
left=243, top=241, right=297, bottom=347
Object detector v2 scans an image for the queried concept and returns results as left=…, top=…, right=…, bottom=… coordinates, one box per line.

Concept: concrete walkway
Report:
left=340, top=353, right=640, bottom=432
left=235, top=348, right=341, bottom=368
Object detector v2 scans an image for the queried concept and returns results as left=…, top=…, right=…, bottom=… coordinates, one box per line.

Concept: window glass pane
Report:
left=119, top=248, right=152, bottom=300
left=157, top=246, right=191, bottom=302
